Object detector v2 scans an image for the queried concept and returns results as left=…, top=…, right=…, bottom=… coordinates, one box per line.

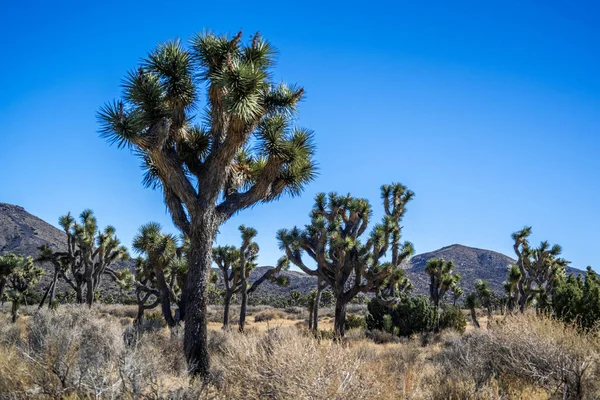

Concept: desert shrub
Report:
left=439, top=314, right=600, bottom=399
left=552, top=267, right=600, bottom=330
left=284, top=305, right=303, bottom=314
left=347, top=302, right=369, bottom=316
left=438, top=304, right=467, bottom=333
left=24, top=307, right=124, bottom=397
left=345, top=313, right=366, bottom=330
left=254, top=309, right=287, bottom=322
left=206, top=327, right=382, bottom=399
left=365, top=329, right=401, bottom=344
left=366, top=295, right=435, bottom=337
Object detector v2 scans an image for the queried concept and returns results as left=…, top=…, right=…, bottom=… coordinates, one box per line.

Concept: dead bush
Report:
left=254, top=309, right=287, bottom=322
left=440, top=314, right=600, bottom=399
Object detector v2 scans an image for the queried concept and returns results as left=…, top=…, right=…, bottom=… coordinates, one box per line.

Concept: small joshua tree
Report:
left=474, top=279, right=493, bottom=323
left=213, top=245, right=241, bottom=329
left=511, top=226, right=569, bottom=313
left=424, top=258, right=461, bottom=332
left=131, top=222, right=182, bottom=327
left=0, top=254, right=44, bottom=322
left=465, top=291, right=480, bottom=328
left=214, top=225, right=288, bottom=331
left=36, top=245, right=64, bottom=309
left=278, top=183, right=415, bottom=337
left=41, top=210, right=128, bottom=307
left=503, top=264, right=522, bottom=313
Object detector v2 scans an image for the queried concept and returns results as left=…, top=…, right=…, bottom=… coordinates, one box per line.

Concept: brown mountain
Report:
left=403, top=244, right=517, bottom=294
left=403, top=244, right=585, bottom=295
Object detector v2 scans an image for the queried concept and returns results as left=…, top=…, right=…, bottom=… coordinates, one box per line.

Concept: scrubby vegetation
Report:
left=1, top=306, right=599, bottom=399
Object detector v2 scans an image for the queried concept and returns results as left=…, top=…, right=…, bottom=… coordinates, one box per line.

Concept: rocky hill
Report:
left=403, top=244, right=517, bottom=294
left=0, top=202, right=586, bottom=302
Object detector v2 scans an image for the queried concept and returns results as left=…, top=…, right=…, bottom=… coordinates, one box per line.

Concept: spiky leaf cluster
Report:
left=99, top=31, right=317, bottom=235
left=511, top=226, right=570, bottom=310
left=277, top=183, right=415, bottom=303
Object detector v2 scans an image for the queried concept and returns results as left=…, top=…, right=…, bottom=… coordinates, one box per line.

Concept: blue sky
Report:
left=1, top=1, right=598, bottom=270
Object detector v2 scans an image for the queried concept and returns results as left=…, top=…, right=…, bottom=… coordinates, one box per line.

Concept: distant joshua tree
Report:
left=38, top=210, right=128, bottom=307
left=99, top=30, right=317, bottom=376
left=465, top=291, right=480, bottom=328
left=503, top=264, right=522, bottom=313
left=511, top=226, right=568, bottom=313
left=474, top=279, right=493, bottom=324
left=131, top=222, right=183, bottom=327
left=278, top=183, right=415, bottom=337
left=214, top=225, right=288, bottom=331
left=0, top=254, right=44, bottom=322
left=424, top=258, right=461, bottom=332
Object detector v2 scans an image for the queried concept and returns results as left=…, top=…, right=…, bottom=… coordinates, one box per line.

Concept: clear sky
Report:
left=1, top=1, right=598, bottom=270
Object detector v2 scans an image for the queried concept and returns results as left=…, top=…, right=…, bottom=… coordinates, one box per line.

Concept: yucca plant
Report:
left=38, top=210, right=128, bottom=307
left=132, top=222, right=182, bottom=327
left=99, top=30, right=317, bottom=375
left=277, top=183, right=414, bottom=337
left=214, top=225, right=289, bottom=332
left=511, top=226, right=569, bottom=313
left=424, top=257, right=461, bottom=332
left=0, top=254, right=44, bottom=322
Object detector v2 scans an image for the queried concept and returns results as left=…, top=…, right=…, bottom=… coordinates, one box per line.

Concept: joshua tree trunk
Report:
left=156, top=270, right=176, bottom=328
left=38, top=268, right=59, bottom=309
left=48, top=275, right=58, bottom=309
left=38, top=284, right=52, bottom=310
left=334, top=297, right=347, bottom=337
left=239, top=284, right=248, bottom=333
left=312, top=282, right=324, bottom=333
left=222, top=291, right=233, bottom=329
left=184, top=222, right=216, bottom=377
left=433, top=303, right=441, bottom=333
left=470, top=306, right=480, bottom=328
left=135, top=303, right=145, bottom=326
left=75, top=285, right=83, bottom=304
left=11, top=298, right=20, bottom=323
left=86, top=277, right=94, bottom=308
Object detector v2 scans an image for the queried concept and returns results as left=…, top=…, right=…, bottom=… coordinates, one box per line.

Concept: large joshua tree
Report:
left=99, top=31, right=316, bottom=375
left=277, top=183, right=415, bottom=337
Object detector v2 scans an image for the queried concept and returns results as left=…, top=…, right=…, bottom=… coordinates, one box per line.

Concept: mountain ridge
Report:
left=0, top=202, right=586, bottom=299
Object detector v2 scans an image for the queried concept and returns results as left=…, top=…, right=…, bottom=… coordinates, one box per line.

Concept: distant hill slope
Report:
left=0, top=202, right=586, bottom=301
left=0, top=202, right=131, bottom=298
left=403, top=244, right=585, bottom=295
left=0, top=203, right=67, bottom=257
left=403, top=244, right=517, bottom=294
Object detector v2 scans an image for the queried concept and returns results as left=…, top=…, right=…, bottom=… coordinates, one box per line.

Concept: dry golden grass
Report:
left=0, top=306, right=598, bottom=399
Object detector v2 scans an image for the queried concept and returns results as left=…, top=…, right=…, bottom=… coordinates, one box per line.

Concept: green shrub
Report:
left=439, top=304, right=467, bottom=333
left=344, top=313, right=366, bottom=330
left=366, top=295, right=435, bottom=337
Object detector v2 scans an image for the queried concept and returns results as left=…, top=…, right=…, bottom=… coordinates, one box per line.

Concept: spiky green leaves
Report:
left=144, top=40, right=196, bottom=112
left=279, top=183, right=415, bottom=298
left=133, top=222, right=178, bottom=267
left=0, top=254, right=44, bottom=296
